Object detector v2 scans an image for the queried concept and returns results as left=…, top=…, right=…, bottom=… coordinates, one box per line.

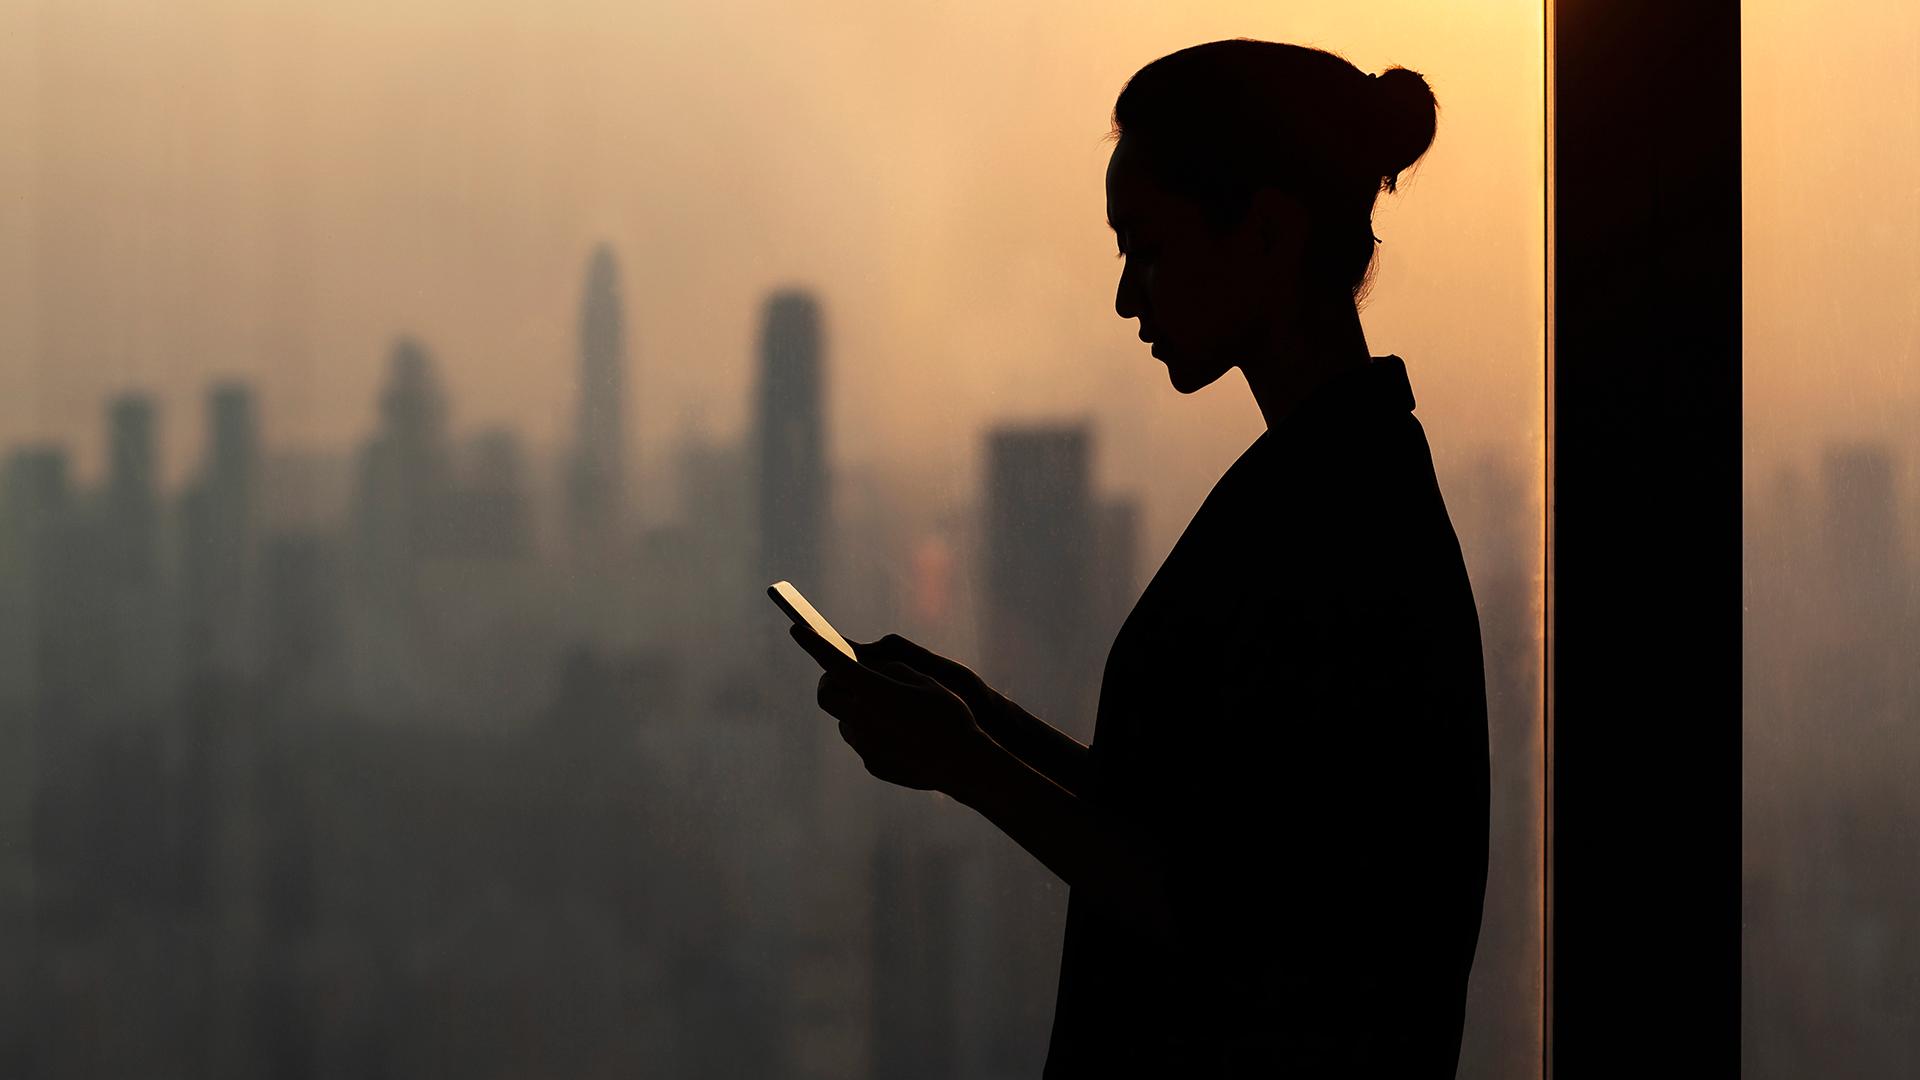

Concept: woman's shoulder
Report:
left=1245, top=403, right=1435, bottom=531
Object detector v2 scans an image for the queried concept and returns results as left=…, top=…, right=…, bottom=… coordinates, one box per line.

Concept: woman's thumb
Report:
left=858, top=632, right=926, bottom=665
left=879, top=660, right=941, bottom=689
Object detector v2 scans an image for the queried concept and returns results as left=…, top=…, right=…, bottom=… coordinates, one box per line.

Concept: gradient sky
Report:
left=1742, top=1, right=1920, bottom=478
left=0, top=1, right=1549, bottom=562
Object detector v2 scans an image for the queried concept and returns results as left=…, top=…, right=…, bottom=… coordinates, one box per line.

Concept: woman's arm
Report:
left=813, top=626, right=1163, bottom=937
left=973, top=697, right=1093, bottom=800
left=942, top=733, right=1176, bottom=948
left=848, top=633, right=1093, bottom=798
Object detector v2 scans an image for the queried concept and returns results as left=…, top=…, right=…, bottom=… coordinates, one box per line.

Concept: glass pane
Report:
left=1743, top=3, right=1920, bottom=1075
left=0, top=3, right=1544, bottom=1076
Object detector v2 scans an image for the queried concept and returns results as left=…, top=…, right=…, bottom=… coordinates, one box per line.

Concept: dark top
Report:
left=1042, top=355, right=1491, bottom=1076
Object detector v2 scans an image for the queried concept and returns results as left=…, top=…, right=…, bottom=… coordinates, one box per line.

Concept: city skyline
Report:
left=0, top=1, right=1551, bottom=577
left=0, top=1, right=1908, bottom=1077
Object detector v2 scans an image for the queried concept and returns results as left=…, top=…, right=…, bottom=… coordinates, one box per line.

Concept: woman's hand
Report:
left=789, top=624, right=997, bottom=793
left=846, top=633, right=1011, bottom=729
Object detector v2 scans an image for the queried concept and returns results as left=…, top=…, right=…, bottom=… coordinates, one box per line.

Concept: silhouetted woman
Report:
left=792, top=38, right=1489, bottom=1076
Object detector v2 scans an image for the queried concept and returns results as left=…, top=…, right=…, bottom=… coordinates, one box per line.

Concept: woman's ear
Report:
left=1241, top=186, right=1309, bottom=299
left=1247, top=186, right=1309, bottom=260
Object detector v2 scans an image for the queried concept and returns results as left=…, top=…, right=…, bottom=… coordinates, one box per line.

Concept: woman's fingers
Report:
left=817, top=645, right=983, bottom=793
left=851, top=635, right=981, bottom=697
left=832, top=696, right=887, bottom=771
left=816, top=663, right=896, bottom=721
left=852, top=633, right=932, bottom=669
left=877, top=661, right=941, bottom=689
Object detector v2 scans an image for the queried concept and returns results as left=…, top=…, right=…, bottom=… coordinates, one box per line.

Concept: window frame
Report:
left=1547, top=1, right=1742, bottom=1075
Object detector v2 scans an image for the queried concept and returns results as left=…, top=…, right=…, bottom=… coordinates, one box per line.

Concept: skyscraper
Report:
left=981, top=422, right=1098, bottom=734
left=343, top=337, right=456, bottom=714
left=749, top=287, right=835, bottom=851
left=976, top=421, right=1099, bottom=1075
left=568, top=243, right=627, bottom=558
left=0, top=448, right=73, bottom=711
left=105, top=393, right=159, bottom=588
left=351, top=337, right=454, bottom=584
left=96, top=391, right=175, bottom=709
left=181, top=381, right=261, bottom=681
left=210, top=384, right=256, bottom=498
left=754, top=289, right=828, bottom=603
left=0, top=447, right=71, bottom=1070
left=747, top=288, right=870, bottom=1079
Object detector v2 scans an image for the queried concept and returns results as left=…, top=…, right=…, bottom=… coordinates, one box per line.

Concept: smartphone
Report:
left=768, top=580, right=860, bottom=666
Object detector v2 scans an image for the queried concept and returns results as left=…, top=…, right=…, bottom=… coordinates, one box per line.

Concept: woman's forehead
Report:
left=1105, top=137, right=1156, bottom=221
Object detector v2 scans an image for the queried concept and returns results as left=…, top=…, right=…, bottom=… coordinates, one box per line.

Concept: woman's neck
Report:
left=1241, top=295, right=1372, bottom=431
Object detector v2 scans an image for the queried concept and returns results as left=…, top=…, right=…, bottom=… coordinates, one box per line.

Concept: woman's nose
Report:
left=1115, top=267, right=1142, bottom=322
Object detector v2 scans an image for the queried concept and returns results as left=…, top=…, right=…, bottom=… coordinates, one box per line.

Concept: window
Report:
left=0, top=4, right=1548, bottom=1076
left=1741, top=2, right=1919, bottom=1075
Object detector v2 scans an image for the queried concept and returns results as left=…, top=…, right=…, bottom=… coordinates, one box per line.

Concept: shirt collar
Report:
left=1253, top=354, right=1417, bottom=452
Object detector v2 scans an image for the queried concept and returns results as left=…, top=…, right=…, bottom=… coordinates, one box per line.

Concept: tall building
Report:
left=344, top=338, right=456, bottom=713
left=568, top=243, right=628, bottom=558
left=754, top=289, right=829, bottom=604
left=0, top=448, right=73, bottom=712
left=209, top=382, right=260, bottom=501
left=746, top=289, right=872, bottom=1079
left=976, top=421, right=1099, bottom=1076
left=181, top=381, right=262, bottom=682
left=0, top=447, right=75, bottom=1024
left=981, top=422, right=1098, bottom=733
left=105, top=393, right=160, bottom=588
left=351, top=337, right=454, bottom=588
left=750, top=289, right=836, bottom=828
left=95, top=391, right=175, bottom=711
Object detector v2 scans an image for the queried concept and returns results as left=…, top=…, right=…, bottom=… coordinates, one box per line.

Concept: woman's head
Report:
left=1105, top=39, right=1437, bottom=393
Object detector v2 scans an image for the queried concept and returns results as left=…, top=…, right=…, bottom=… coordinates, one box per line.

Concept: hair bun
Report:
left=1370, top=66, right=1438, bottom=193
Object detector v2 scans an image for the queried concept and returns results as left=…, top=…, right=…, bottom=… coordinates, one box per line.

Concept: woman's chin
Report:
left=1162, top=356, right=1222, bottom=395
